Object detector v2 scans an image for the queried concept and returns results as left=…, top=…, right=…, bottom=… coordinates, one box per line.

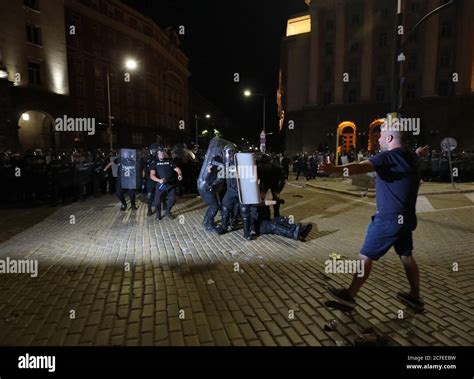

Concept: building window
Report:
left=75, top=58, right=84, bottom=75
left=408, top=54, right=418, bottom=71
left=115, top=10, right=124, bottom=22
left=71, top=13, right=81, bottom=27
left=375, top=85, right=385, bottom=102
left=379, top=33, right=388, bottom=48
left=76, top=80, right=85, bottom=97
left=27, top=62, right=41, bottom=85
left=410, top=1, right=420, bottom=13
left=132, top=133, right=144, bottom=145
left=92, top=22, right=100, bottom=36
left=350, top=41, right=359, bottom=53
left=94, top=64, right=102, bottom=78
left=24, top=0, right=39, bottom=10
left=95, top=85, right=105, bottom=101
left=406, top=83, right=416, bottom=99
left=324, top=66, right=332, bottom=80
left=377, top=58, right=386, bottom=75
left=348, top=89, right=357, bottom=103
left=440, top=51, right=451, bottom=68
left=441, top=22, right=452, bottom=38
left=77, top=101, right=87, bottom=116
left=323, top=91, right=332, bottom=105
left=325, top=42, right=333, bottom=56
left=26, top=24, right=42, bottom=45
left=438, top=81, right=449, bottom=96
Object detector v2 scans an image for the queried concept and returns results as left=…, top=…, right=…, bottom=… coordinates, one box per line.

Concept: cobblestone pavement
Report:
left=0, top=185, right=472, bottom=346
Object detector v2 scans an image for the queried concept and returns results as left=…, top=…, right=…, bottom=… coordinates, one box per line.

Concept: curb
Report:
left=296, top=182, right=474, bottom=199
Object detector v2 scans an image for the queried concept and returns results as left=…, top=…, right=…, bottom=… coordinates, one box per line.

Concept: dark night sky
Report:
left=122, top=0, right=308, bottom=144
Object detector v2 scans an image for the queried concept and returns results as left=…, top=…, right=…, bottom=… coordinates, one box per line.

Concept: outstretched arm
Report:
left=319, top=160, right=375, bottom=176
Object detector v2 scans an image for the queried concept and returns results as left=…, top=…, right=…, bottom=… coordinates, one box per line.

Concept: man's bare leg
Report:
left=400, top=255, right=421, bottom=299
left=348, top=254, right=373, bottom=298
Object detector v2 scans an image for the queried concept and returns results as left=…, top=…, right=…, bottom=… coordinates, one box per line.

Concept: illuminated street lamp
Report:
left=195, top=113, right=212, bottom=147
left=244, top=88, right=267, bottom=152
left=106, top=58, right=139, bottom=150
left=125, top=59, right=138, bottom=71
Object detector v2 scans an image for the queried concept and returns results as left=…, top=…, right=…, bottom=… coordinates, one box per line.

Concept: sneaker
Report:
left=147, top=208, right=153, bottom=217
left=396, top=292, right=425, bottom=312
left=217, top=227, right=227, bottom=236
left=165, top=213, right=175, bottom=220
left=299, top=223, right=313, bottom=241
left=120, top=205, right=127, bottom=211
left=156, top=214, right=162, bottom=221
left=327, top=287, right=356, bottom=308
left=131, top=205, right=138, bottom=211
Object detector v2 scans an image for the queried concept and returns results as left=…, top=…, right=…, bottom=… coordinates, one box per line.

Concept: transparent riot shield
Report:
left=120, top=149, right=141, bottom=190
left=235, top=153, right=261, bottom=205
left=197, top=137, right=236, bottom=193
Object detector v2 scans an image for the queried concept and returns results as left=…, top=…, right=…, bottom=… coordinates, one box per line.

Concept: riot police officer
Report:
left=217, top=146, right=241, bottom=235
left=104, top=152, right=138, bottom=211
left=150, top=148, right=183, bottom=220
left=144, top=144, right=158, bottom=216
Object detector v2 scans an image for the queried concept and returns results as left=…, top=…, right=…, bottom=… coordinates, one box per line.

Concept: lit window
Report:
left=286, top=14, right=311, bottom=37
left=26, top=24, right=42, bottom=45
left=27, top=62, right=41, bottom=85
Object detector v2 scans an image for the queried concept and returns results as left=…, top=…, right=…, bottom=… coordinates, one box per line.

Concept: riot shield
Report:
left=235, top=153, right=261, bottom=205
left=197, top=138, right=236, bottom=193
left=120, top=149, right=141, bottom=190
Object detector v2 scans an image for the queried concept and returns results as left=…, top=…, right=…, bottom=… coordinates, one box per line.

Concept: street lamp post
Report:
left=106, top=58, right=138, bottom=151
left=195, top=113, right=211, bottom=148
left=106, top=68, right=113, bottom=151
left=244, top=90, right=267, bottom=151
left=392, top=0, right=456, bottom=114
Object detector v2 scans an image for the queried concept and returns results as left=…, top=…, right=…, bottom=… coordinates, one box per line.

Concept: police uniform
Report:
left=116, top=158, right=138, bottom=210
left=153, top=158, right=178, bottom=219
left=144, top=156, right=157, bottom=215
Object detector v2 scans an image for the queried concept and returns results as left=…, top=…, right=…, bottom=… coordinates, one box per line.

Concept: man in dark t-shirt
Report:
left=150, top=149, right=183, bottom=220
left=320, top=130, right=428, bottom=313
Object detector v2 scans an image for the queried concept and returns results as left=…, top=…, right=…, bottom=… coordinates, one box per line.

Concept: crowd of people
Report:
left=2, top=144, right=472, bottom=209
left=0, top=146, right=201, bottom=207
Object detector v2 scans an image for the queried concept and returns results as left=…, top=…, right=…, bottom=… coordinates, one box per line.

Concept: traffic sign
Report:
left=440, top=137, right=457, bottom=152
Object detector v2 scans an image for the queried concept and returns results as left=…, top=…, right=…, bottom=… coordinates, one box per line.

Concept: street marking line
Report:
left=288, top=182, right=474, bottom=214
left=416, top=196, right=435, bottom=213
left=418, top=205, right=474, bottom=213
left=465, top=193, right=474, bottom=203
left=287, top=183, right=375, bottom=207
